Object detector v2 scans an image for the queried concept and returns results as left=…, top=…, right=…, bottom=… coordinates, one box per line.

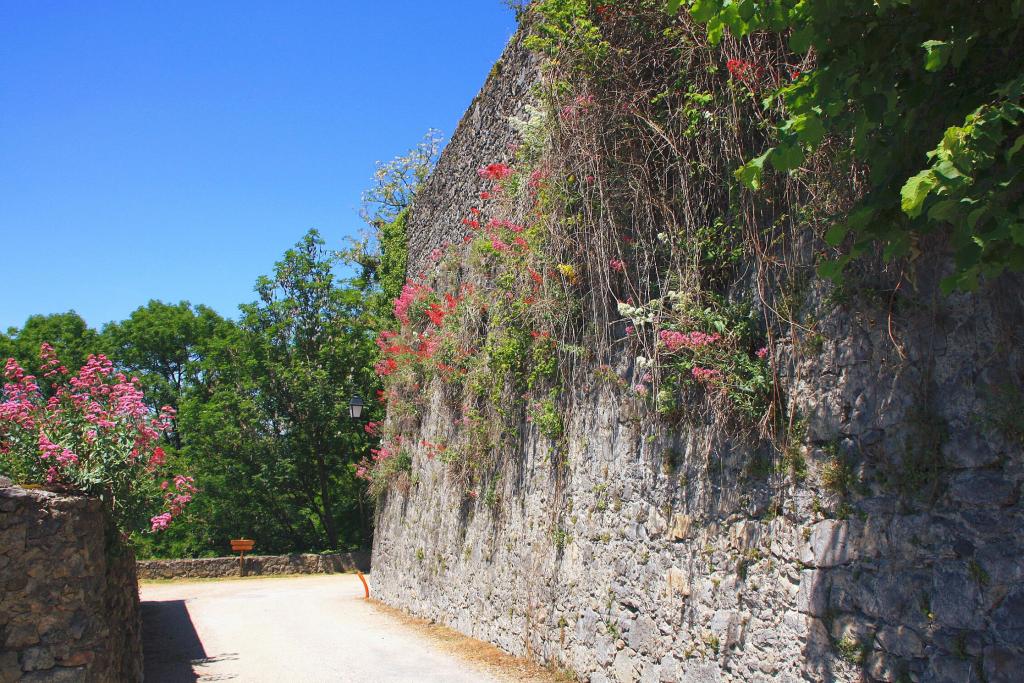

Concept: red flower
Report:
left=374, top=358, right=398, bottom=376
left=478, top=163, right=513, bottom=181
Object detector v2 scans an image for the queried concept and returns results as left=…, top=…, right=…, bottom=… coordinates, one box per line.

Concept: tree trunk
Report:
left=357, top=488, right=372, bottom=548
left=315, top=449, right=339, bottom=549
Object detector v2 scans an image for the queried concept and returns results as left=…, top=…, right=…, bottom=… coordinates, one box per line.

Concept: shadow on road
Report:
left=142, top=600, right=207, bottom=682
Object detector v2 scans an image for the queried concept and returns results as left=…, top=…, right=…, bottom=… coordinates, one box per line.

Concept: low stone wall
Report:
left=137, top=550, right=370, bottom=581
left=0, top=481, right=143, bottom=683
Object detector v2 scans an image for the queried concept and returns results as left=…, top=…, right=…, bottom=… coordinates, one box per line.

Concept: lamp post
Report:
left=348, top=395, right=365, bottom=420
left=348, top=393, right=370, bottom=555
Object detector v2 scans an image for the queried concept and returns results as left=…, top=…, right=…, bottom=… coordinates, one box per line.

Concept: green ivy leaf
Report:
left=1006, top=134, right=1024, bottom=161
left=922, top=40, right=952, bottom=72
left=734, top=149, right=771, bottom=190
left=927, top=199, right=959, bottom=222
left=817, top=255, right=851, bottom=282
left=770, top=143, right=804, bottom=172
left=666, top=0, right=684, bottom=14
left=824, top=224, right=848, bottom=247
left=882, top=233, right=910, bottom=260
left=690, top=0, right=719, bottom=23
left=1010, top=222, right=1024, bottom=246
left=789, top=26, right=813, bottom=54
left=738, top=0, right=756, bottom=22
left=900, top=170, right=939, bottom=217
left=706, top=16, right=726, bottom=44
left=796, top=113, right=826, bottom=146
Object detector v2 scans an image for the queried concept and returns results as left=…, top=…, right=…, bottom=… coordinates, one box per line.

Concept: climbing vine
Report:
left=673, top=0, right=1024, bottom=292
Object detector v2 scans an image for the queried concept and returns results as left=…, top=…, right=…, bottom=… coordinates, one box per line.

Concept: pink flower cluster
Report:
left=151, top=474, right=196, bottom=531
left=1, top=344, right=191, bottom=535
left=1, top=360, right=39, bottom=429
left=393, top=281, right=433, bottom=325
left=659, top=330, right=721, bottom=352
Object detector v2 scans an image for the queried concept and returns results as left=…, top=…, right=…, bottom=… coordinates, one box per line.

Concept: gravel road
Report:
left=141, top=574, right=501, bottom=683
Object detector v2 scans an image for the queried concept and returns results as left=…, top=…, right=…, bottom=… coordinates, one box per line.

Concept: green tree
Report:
left=1, top=312, right=102, bottom=379
left=101, top=301, right=229, bottom=441
left=157, top=230, right=380, bottom=555
left=242, top=230, right=378, bottom=549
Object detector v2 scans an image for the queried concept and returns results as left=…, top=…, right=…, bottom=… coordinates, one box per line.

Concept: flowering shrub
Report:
left=357, top=153, right=577, bottom=495
left=659, top=330, right=721, bottom=352
left=0, top=344, right=193, bottom=535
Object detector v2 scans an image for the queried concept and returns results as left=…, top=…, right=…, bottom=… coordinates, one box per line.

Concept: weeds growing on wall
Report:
left=364, top=0, right=1017, bottom=499
left=359, top=1, right=826, bottom=498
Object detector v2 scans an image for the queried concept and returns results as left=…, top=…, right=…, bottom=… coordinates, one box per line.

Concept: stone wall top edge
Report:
left=0, top=483, right=96, bottom=507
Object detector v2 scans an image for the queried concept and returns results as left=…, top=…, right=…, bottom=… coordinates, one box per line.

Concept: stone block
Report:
left=983, top=646, right=1024, bottom=683
left=627, top=615, right=656, bottom=653
left=19, top=646, right=54, bottom=672
left=0, top=652, right=20, bottom=683
left=992, top=585, right=1024, bottom=646
left=932, top=565, right=984, bottom=630
left=678, top=661, right=722, bottom=682
left=657, top=655, right=679, bottom=682
left=59, top=651, right=94, bottom=667
left=638, top=662, right=660, bottom=683
left=876, top=625, right=924, bottom=658
left=669, top=514, right=692, bottom=541
left=949, top=471, right=1018, bottom=508
left=865, top=650, right=901, bottom=682
left=730, top=520, right=760, bottom=551
left=21, top=668, right=87, bottom=683
left=798, top=519, right=860, bottom=567
left=612, top=649, right=637, bottom=682
left=708, top=610, right=742, bottom=649
left=645, top=508, right=667, bottom=537
left=665, top=567, right=690, bottom=599
left=4, top=621, right=40, bottom=650
left=926, top=656, right=983, bottom=683
left=795, top=569, right=828, bottom=617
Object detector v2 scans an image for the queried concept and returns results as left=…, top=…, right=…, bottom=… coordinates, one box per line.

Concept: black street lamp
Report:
left=348, top=395, right=365, bottom=420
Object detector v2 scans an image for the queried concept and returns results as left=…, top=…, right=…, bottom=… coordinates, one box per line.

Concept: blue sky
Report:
left=0, top=1, right=518, bottom=332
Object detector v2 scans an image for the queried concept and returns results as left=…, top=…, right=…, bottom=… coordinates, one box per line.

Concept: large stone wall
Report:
left=370, top=28, right=1024, bottom=683
left=403, top=30, right=538, bottom=277
left=137, top=550, right=370, bottom=580
left=0, top=481, right=142, bottom=683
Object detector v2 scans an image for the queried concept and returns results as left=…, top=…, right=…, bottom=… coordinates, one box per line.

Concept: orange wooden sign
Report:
left=230, top=539, right=255, bottom=552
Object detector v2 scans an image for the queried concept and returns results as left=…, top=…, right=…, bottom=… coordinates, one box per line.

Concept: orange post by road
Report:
left=230, top=538, right=255, bottom=576
left=356, top=571, right=369, bottom=599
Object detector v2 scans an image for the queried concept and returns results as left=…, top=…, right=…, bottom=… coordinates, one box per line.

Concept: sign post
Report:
left=230, top=538, right=255, bottom=576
